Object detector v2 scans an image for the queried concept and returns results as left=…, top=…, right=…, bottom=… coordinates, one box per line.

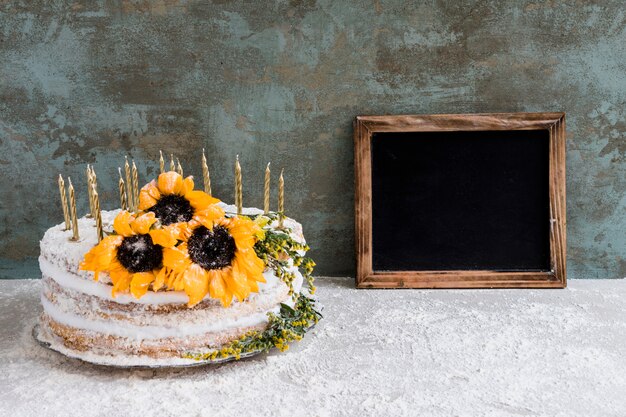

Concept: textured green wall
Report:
left=1, top=1, right=624, bottom=279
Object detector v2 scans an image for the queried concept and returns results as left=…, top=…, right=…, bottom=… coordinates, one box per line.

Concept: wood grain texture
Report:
left=354, top=112, right=567, bottom=289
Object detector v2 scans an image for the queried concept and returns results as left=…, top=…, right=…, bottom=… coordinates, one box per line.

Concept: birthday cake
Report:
left=37, top=167, right=319, bottom=367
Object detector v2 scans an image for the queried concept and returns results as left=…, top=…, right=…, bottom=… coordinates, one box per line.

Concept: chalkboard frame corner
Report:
left=353, top=112, right=566, bottom=289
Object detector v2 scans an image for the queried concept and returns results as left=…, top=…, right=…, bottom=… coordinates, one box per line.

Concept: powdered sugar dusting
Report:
left=130, top=239, right=147, bottom=251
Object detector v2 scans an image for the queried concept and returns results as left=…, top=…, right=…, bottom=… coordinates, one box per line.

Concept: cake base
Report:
left=32, top=324, right=264, bottom=368
left=34, top=301, right=322, bottom=368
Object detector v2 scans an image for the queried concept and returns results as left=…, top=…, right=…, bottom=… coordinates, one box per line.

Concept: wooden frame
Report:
left=354, top=112, right=566, bottom=289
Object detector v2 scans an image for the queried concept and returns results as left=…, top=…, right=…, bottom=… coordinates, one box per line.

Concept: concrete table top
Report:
left=1, top=278, right=625, bottom=417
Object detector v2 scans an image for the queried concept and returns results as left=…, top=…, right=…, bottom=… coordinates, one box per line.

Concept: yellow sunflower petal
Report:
left=231, top=258, right=251, bottom=287
left=110, top=265, right=132, bottom=297
left=236, top=248, right=265, bottom=277
left=80, top=235, right=123, bottom=274
left=148, top=228, right=178, bottom=248
left=96, top=236, right=124, bottom=268
left=186, top=190, right=221, bottom=211
left=166, top=270, right=178, bottom=289
left=228, top=218, right=259, bottom=250
left=80, top=249, right=99, bottom=273
left=221, top=288, right=234, bottom=307
left=172, top=270, right=186, bottom=291
left=183, top=264, right=210, bottom=307
left=171, top=221, right=194, bottom=241
left=206, top=270, right=234, bottom=307
left=222, top=281, right=246, bottom=303
left=130, top=212, right=157, bottom=235
left=222, top=289, right=234, bottom=306
left=228, top=260, right=251, bottom=302
left=182, top=176, right=195, bottom=195
left=139, top=180, right=161, bottom=210
left=113, top=211, right=134, bottom=237
left=153, top=267, right=167, bottom=291
left=158, top=171, right=184, bottom=195
left=206, top=270, right=222, bottom=298
left=193, top=205, right=225, bottom=229
left=162, top=245, right=192, bottom=270
left=247, top=278, right=259, bottom=293
left=193, top=216, right=214, bottom=230
left=130, top=271, right=156, bottom=299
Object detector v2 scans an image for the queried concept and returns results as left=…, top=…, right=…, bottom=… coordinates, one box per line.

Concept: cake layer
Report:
left=41, top=272, right=301, bottom=330
left=40, top=315, right=266, bottom=358
left=39, top=254, right=296, bottom=310
left=40, top=260, right=302, bottom=335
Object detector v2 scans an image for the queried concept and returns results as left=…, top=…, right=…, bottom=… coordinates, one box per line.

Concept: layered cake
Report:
left=37, top=170, right=320, bottom=367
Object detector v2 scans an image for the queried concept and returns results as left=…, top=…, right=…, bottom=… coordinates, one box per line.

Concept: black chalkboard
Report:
left=371, top=130, right=551, bottom=272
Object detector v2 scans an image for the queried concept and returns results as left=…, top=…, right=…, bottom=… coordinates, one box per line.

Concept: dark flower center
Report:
left=116, top=234, right=163, bottom=273
left=148, top=194, right=193, bottom=225
left=187, top=226, right=236, bottom=271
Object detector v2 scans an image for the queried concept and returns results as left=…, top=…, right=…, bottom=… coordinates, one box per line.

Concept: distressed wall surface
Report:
left=0, top=0, right=624, bottom=279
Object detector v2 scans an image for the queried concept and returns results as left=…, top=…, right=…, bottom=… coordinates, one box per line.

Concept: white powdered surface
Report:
left=2, top=278, right=626, bottom=417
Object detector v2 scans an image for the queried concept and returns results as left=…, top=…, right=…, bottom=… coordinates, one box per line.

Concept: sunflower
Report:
left=80, top=211, right=178, bottom=298
left=139, top=171, right=224, bottom=228
left=159, top=216, right=266, bottom=307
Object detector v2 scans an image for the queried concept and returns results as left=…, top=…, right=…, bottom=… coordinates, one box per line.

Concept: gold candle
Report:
left=176, top=158, right=183, bottom=176
left=202, top=148, right=211, bottom=195
left=278, top=169, right=284, bottom=227
left=170, top=154, right=175, bottom=172
left=124, top=157, right=133, bottom=211
left=58, top=174, right=71, bottom=230
left=90, top=166, right=98, bottom=193
left=86, top=165, right=94, bottom=218
left=118, top=167, right=127, bottom=210
left=264, top=162, right=270, bottom=214
left=159, top=150, right=165, bottom=174
left=92, top=183, right=103, bottom=242
left=132, top=160, right=139, bottom=211
left=235, top=155, right=242, bottom=215
left=90, top=166, right=99, bottom=223
left=68, top=178, right=79, bottom=241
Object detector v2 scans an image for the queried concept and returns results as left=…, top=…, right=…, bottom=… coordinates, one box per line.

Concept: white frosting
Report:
left=39, top=210, right=117, bottom=271
left=41, top=271, right=303, bottom=341
left=41, top=294, right=277, bottom=339
left=39, top=255, right=284, bottom=305
left=220, top=203, right=307, bottom=245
